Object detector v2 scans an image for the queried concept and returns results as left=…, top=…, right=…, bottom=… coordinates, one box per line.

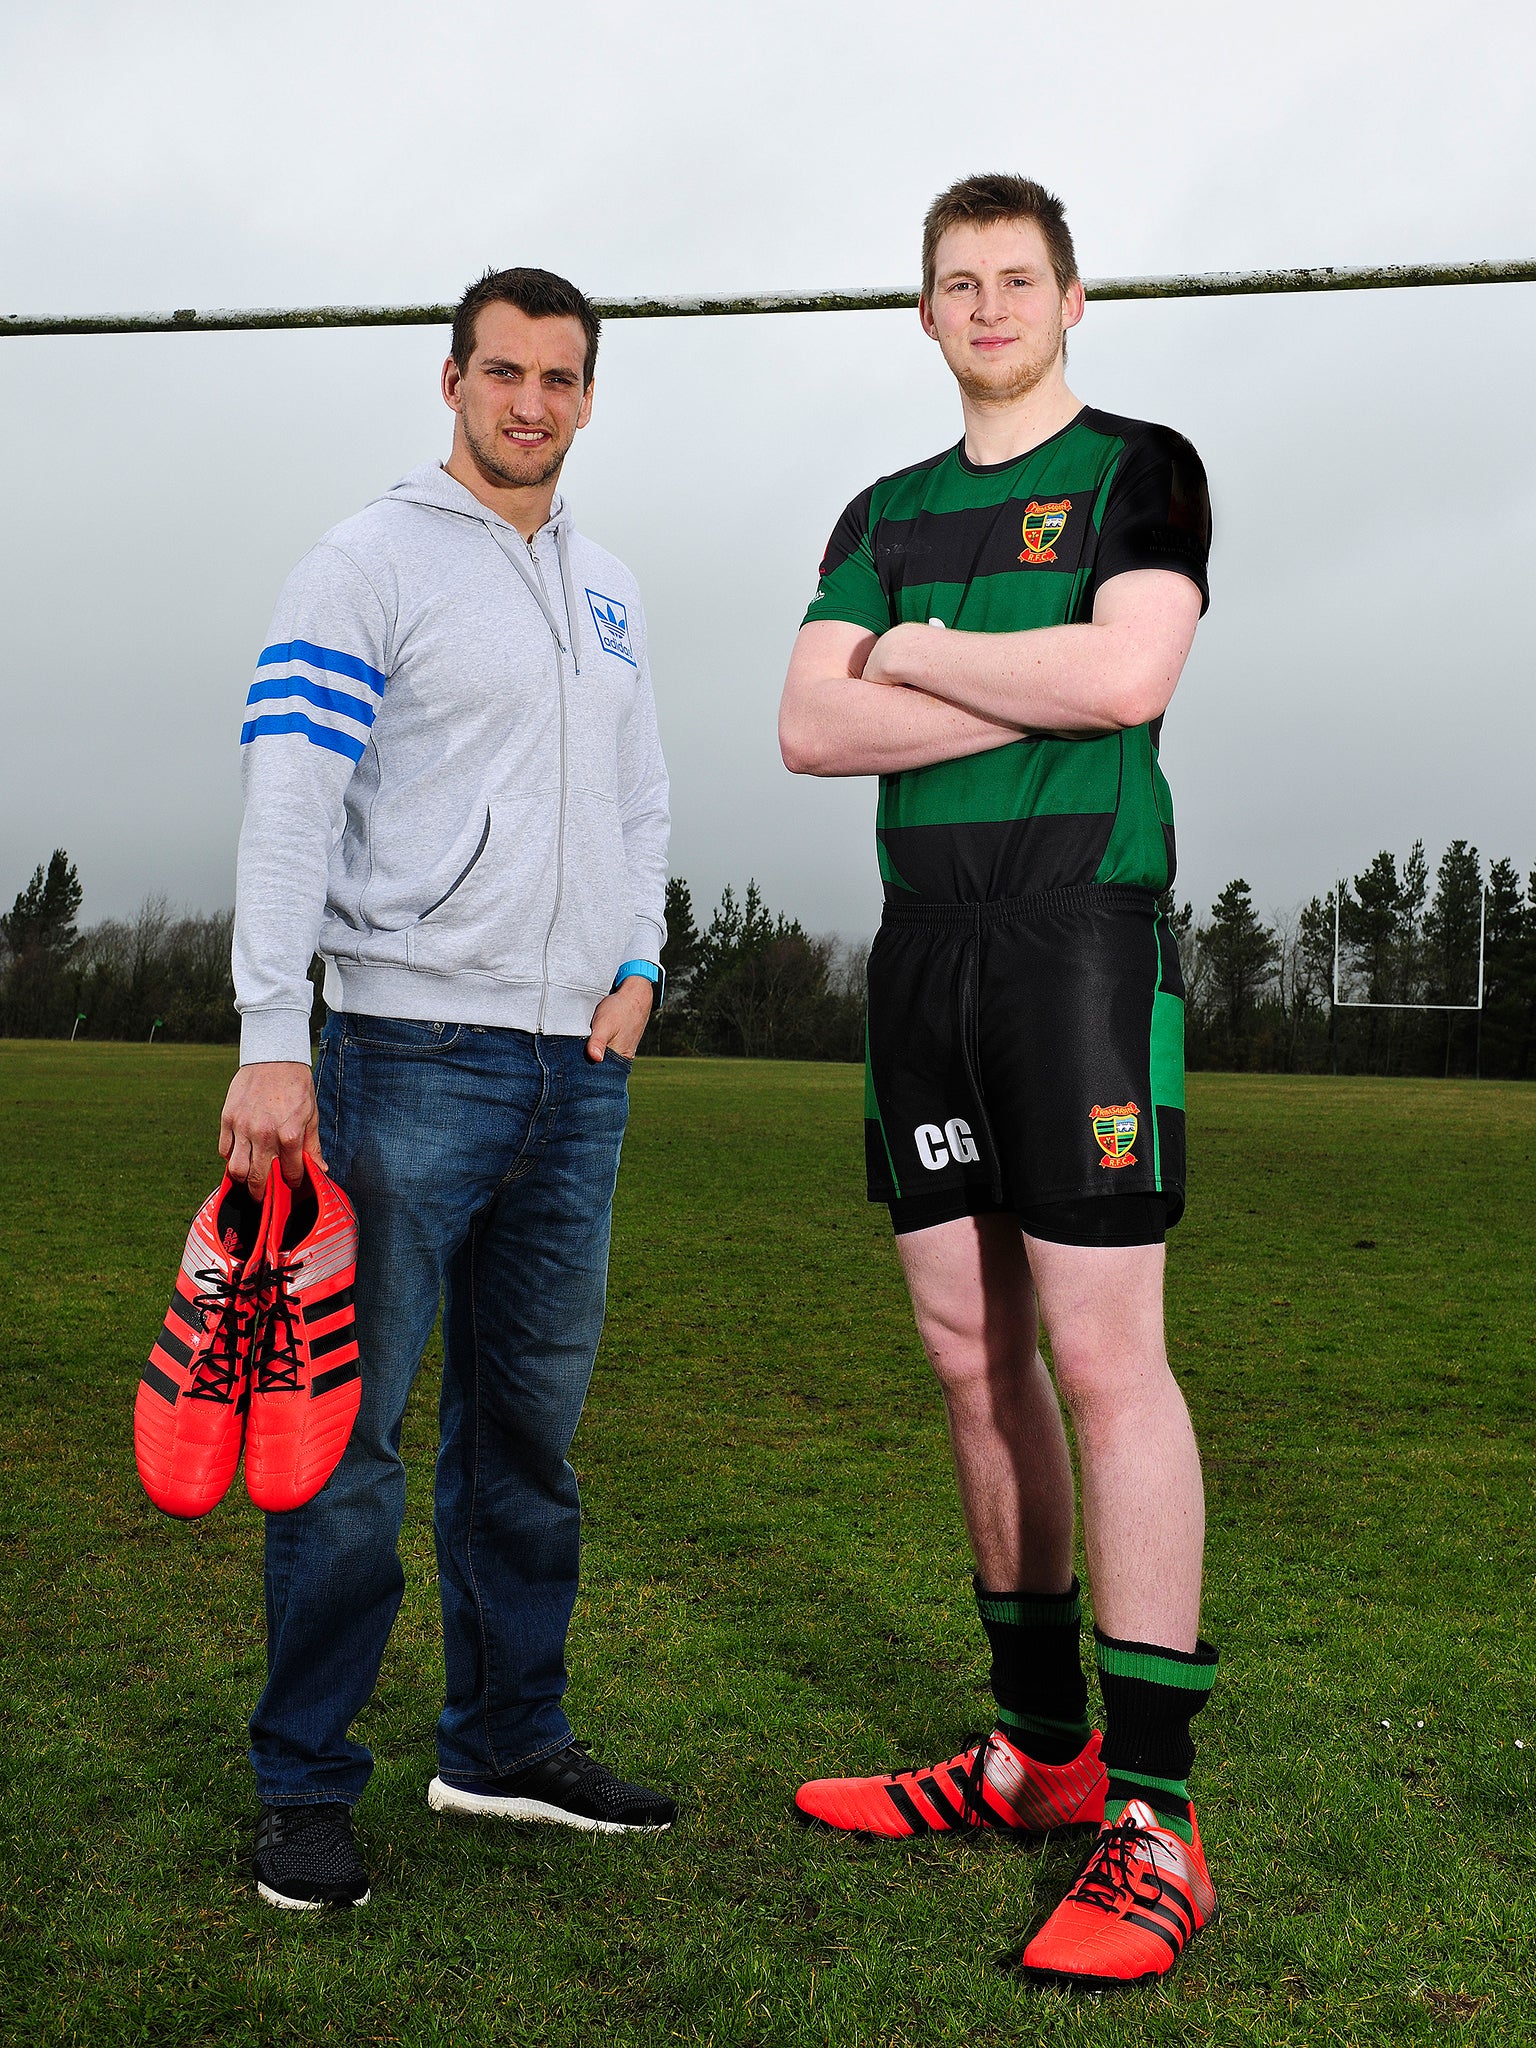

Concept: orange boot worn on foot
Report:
left=795, top=1728, right=1106, bottom=1840
left=1013, top=1797, right=1216, bottom=1992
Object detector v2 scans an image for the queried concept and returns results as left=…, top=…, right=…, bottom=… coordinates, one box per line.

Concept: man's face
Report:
left=443, top=302, right=593, bottom=490
left=920, top=218, right=1084, bottom=405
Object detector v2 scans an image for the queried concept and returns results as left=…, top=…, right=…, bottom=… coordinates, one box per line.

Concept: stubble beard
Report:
left=951, top=317, right=1064, bottom=408
left=461, top=410, right=570, bottom=491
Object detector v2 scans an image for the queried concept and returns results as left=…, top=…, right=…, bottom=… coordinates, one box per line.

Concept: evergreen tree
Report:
left=1342, top=852, right=1403, bottom=1003
left=1, top=850, right=82, bottom=957
left=1424, top=841, right=1483, bottom=1004
left=0, top=850, right=85, bottom=1037
left=1200, top=879, right=1277, bottom=1047
left=1423, top=841, right=1483, bottom=1075
left=659, top=876, right=701, bottom=993
left=1480, top=858, right=1534, bottom=1078
left=1485, top=857, right=1524, bottom=950
left=1399, top=840, right=1429, bottom=992
left=1293, top=895, right=1336, bottom=1012
left=644, top=876, right=703, bottom=1054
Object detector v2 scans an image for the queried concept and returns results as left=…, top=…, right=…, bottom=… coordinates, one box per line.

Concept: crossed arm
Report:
left=778, top=567, right=1203, bottom=777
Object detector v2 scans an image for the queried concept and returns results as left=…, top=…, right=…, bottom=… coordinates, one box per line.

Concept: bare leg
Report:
left=896, top=1212, right=1076, bottom=1593
left=1024, top=1236, right=1204, bottom=1651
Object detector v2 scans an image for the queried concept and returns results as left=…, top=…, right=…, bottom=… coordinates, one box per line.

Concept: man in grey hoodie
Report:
left=221, top=266, right=675, bottom=1910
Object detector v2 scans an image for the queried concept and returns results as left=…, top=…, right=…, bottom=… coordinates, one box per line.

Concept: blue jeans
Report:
left=248, top=1014, right=631, bottom=1806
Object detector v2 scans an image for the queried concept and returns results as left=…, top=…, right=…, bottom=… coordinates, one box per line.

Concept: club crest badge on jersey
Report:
left=1019, top=497, right=1071, bottom=564
left=1091, top=1102, right=1139, bottom=1168
left=586, top=589, right=636, bottom=667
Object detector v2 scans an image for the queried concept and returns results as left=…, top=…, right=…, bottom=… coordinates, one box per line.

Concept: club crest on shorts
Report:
left=1090, top=1102, right=1139, bottom=1169
left=586, top=588, right=636, bottom=667
left=1018, top=498, right=1071, bottom=564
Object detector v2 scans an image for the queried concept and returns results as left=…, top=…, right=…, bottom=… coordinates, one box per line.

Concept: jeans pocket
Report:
left=341, top=1013, right=463, bottom=1053
left=601, top=1048, right=634, bottom=1072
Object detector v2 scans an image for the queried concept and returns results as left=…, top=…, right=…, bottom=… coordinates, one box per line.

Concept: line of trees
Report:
left=1172, top=840, right=1536, bottom=1078
left=0, top=852, right=239, bottom=1043
left=0, top=853, right=868, bottom=1060
left=6, top=842, right=1535, bottom=1079
left=645, top=878, right=866, bottom=1061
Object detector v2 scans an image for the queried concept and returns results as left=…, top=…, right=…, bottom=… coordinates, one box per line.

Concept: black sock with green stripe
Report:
left=975, top=1576, right=1092, bottom=1765
left=1095, top=1628, right=1219, bottom=1845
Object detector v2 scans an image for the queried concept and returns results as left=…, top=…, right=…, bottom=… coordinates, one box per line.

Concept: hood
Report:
left=374, top=463, right=586, bottom=673
left=373, top=460, right=573, bottom=538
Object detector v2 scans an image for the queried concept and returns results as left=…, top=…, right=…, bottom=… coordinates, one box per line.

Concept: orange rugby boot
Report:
left=244, top=1156, right=361, bottom=1513
left=794, top=1728, right=1106, bottom=1840
left=1013, top=1797, right=1217, bottom=1992
left=134, top=1175, right=264, bottom=1518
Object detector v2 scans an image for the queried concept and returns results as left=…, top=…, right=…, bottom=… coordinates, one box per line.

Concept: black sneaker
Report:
left=427, top=1740, right=676, bottom=1833
left=252, top=1803, right=371, bottom=1909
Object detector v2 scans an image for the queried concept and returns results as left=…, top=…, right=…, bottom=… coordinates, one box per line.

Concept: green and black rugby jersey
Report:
left=802, top=407, right=1211, bottom=903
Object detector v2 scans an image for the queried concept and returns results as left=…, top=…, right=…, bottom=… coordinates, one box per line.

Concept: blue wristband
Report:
left=613, top=959, right=665, bottom=1012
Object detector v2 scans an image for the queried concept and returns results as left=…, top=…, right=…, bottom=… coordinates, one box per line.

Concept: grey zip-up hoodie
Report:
left=233, top=463, right=669, bottom=1065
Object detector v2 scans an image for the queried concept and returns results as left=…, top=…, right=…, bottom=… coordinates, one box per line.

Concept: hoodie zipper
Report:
left=531, top=535, right=568, bottom=1035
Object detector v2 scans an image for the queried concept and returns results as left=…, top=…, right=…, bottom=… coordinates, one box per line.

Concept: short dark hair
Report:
left=452, top=266, right=601, bottom=386
left=921, top=174, right=1078, bottom=301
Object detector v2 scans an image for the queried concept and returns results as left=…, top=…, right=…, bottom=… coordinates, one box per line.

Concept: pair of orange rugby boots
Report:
left=133, top=1157, right=361, bottom=1518
left=796, top=1729, right=1216, bottom=1992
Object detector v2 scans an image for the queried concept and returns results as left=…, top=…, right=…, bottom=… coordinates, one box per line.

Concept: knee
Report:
left=913, top=1301, right=998, bottom=1398
left=1051, top=1336, right=1169, bottom=1435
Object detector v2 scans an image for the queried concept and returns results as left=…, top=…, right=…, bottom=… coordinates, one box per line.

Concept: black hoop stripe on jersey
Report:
left=805, top=408, right=1211, bottom=907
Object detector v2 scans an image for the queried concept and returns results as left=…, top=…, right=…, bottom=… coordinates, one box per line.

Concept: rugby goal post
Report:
left=3, top=259, right=1535, bottom=340
left=1330, top=884, right=1487, bottom=1014
left=1330, top=882, right=1487, bottom=1078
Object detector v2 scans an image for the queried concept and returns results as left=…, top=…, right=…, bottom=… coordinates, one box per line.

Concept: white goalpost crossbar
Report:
left=3, top=258, right=1535, bottom=339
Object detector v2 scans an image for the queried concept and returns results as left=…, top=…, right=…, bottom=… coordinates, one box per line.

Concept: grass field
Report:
left=2, top=1044, right=1534, bottom=2046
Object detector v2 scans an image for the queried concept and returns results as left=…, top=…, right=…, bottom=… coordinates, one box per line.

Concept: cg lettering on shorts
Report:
left=585, top=589, right=636, bottom=667
left=914, top=1119, right=981, bottom=1171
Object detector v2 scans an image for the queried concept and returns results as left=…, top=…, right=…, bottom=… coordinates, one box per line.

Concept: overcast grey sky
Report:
left=2, top=0, right=1533, bottom=939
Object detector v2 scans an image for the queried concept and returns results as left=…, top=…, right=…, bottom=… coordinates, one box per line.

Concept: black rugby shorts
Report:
left=863, top=884, right=1186, bottom=1245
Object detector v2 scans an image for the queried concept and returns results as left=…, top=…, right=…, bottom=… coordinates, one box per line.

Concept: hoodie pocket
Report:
left=404, top=790, right=560, bottom=983
left=417, top=808, right=491, bottom=919
left=544, top=788, right=634, bottom=994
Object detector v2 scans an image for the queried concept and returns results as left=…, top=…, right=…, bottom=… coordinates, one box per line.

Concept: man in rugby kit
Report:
left=778, top=174, right=1217, bottom=1992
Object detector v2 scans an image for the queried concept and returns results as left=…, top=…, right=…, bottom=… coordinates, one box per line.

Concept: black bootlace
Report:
left=888, top=1732, right=993, bottom=1830
left=955, top=1731, right=996, bottom=1829
left=253, top=1253, right=306, bottom=1395
left=1066, top=1821, right=1166, bottom=1916
left=186, top=1265, right=261, bottom=1403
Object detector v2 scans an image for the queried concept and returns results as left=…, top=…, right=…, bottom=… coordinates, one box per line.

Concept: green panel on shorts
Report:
left=864, top=1023, right=901, bottom=1197
left=1150, top=992, right=1186, bottom=1116
left=1149, top=990, right=1186, bottom=1190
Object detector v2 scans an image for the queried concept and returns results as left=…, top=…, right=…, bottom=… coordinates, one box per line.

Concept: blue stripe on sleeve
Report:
left=240, top=712, right=367, bottom=760
left=245, top=675, right=378, bottom=727
left=256, top=640, right=386, bottom=695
